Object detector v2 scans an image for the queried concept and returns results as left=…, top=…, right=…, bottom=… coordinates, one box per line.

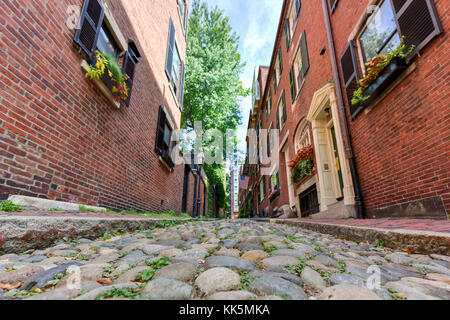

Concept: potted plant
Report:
left=351, top=36, right=416, bottom=107
left=289, top=145, right=314, bottom=184
left=85, top=50, right=130, bottom=102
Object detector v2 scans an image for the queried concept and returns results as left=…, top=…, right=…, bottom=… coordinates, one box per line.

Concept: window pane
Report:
left=380, top=33, right=401, bottom=55
left=97, top=23, right=120, bottom=58
left=360, top=0, right=397, bottom=61
left=163, top=124, right=171, bottom=149
left=171, top=46, right=181, bottom=93
left=178, top=0, right=185, bottom=22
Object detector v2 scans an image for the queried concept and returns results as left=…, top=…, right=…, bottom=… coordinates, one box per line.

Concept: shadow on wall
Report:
left=0, top=0, right=184, bottom=213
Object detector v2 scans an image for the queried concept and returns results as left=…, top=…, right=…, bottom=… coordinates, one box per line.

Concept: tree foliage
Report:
left=183, top=1, right=248, bottom=212
left=182, top=0, right=248, bottom=134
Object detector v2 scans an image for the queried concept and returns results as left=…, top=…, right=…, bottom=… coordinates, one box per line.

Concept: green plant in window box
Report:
left=85, top=50, right=130, bottom=102
left=289, top=146, right=314, bottom=184
left=351, top=36, right=416, bottom=106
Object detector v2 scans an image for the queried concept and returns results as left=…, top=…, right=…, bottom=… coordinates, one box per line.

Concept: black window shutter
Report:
left=122, top=50, right=138, bottom=107
left=289, top=67, right=295, bottom=103
left=165, top=19, right=176, bottom=80
left=340, top=41, right=360, bottom=119
left=329, top=0, right=339, bottom=13
left=300, top=31, right=310, bottom=76
left=278, top=49, right=283, bottom=74
left=267, top=130, right=271, bottom=158
left=390, top=0, right=443, bottom=56
left=179, top=61, right=185, bottom=108
left=156, top=106, right=167, bottom=156
left=273, top=76, right=277, bottom=93
left=281, top=92, right=287, bottom=125
left=73, top=0, right=104, bottom=62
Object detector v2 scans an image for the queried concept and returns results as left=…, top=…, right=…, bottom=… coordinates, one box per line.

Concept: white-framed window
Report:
left=265, top=88, right=272, bottom=121
left=278, top=91, right=287, bottom=130
left=171, top=42, right=181, bottom=96
left=286, top=0, right=301, bottom=46
left=293, top=47, right=304, bottom=94
left=358, top=0, right=400, bottom=63
left=178, top=0, right=186, bottom=27
left=275, top=49, right=282, bottom=88
left=294, top=119, right=311, bottom=154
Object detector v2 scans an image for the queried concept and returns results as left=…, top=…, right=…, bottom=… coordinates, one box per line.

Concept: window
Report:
left=166, top=18, right=186, bottom=108
left=287, top=0, right=301, bottom=38
left=270, top=171, right=279, bottom=192
left=97, top=22, right=120, bottom=59
left=267, top=123, right=273, bottom=158
left=285, top=19, right=291, bottom=49
left=266, top=88, right=272, bottom=121
left=171, top=43, right=182, bottom=95
left=178, top=0, right=186, bottom=26
left=274, top=49, right=282, bottom=92
left=358, top=0, right=400, bottom=62
left=73, top=0, right=140, bottom=106
left=342, top=0, right=442, bottom=119
left=156, top=106, right=174, bottom=169
left=292, top=31, right=310, bottom=97
left=278, top=91, right=287, bottom=129
left=294, top=0, right=301, bottom=19
left=295, top=122, right=311, bottom=152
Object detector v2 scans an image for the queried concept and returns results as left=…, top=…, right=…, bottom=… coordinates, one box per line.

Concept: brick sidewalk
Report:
left=289, top=218, right=450, bottom=234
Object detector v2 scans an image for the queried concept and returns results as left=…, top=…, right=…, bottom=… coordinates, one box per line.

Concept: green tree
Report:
left=182, top=0, right=248, bottom=135
left=183, top=0, right=248, bottom=214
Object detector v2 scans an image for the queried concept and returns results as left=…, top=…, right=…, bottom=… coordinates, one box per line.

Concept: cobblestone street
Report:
left=1, top=219, right=449, bottom=300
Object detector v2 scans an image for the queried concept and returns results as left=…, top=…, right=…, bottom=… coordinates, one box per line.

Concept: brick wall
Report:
left=331, top=0, right=449, bottom=217
left=256, top=0, right=333, bottom=215
left=0, top=0, right=193, bottom=212
left=251, top=0, right=448, bottom=218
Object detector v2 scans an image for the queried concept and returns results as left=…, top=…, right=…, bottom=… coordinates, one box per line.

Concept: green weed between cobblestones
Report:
left=133, top=257, right=172, bottom=282
left=237, top=271, right=254, bottom=290
left=95, top=287, right=140, bottom=300
left=0, top=200, right=22, bottom=212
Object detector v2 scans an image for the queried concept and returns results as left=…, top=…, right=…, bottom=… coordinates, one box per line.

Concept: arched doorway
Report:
left=306, top=82, right=356, bottom=217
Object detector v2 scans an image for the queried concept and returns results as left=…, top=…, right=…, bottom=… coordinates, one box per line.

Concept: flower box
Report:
left=269, top=189, right=280, bottom=203
left=358, top=57, right=408, bottom=108
left=81, top=60, right=120, bottom=109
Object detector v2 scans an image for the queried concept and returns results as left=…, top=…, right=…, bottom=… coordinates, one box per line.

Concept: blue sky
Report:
left=191, top=0, right=283, bottom=159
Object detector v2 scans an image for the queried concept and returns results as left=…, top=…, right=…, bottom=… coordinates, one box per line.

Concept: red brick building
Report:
left=243, top=0, right=448, bottom=220
left=0, top=0, right=207, bottom=214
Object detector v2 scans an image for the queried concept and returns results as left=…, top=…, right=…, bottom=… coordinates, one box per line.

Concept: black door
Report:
left=299, top=184, right=320, bottom=217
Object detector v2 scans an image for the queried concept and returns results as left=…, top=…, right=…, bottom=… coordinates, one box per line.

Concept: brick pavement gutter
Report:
left=0, top=213, right=190, bottom=254
left=255, top=218, right=450, bottom=255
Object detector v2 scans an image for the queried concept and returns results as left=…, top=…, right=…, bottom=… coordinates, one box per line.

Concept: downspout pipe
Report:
left=321, top=0, right=365, bottom=219
left=192, top=172, right=198, bottom=218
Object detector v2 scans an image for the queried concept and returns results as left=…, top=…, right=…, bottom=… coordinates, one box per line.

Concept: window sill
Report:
left=81, top=60, right=120, bottom=109
left=158, top=154, right=174, bottom=172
